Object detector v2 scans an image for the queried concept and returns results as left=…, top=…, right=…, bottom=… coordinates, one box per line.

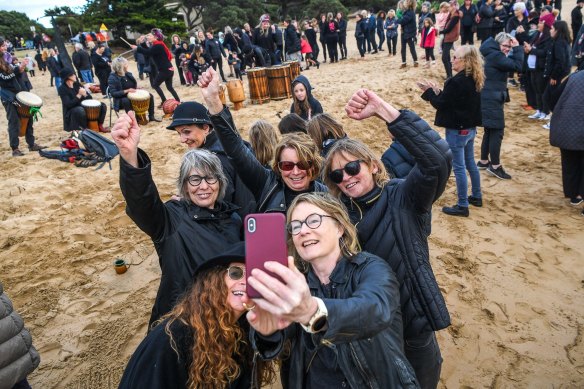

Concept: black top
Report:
left=58, top=81, right=94, bottom=130
left=137, top=43, right=172, bottom=71
left=72, top=49, right=92, bottom=71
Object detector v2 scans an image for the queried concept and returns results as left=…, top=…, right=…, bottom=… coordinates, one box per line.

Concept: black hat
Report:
left=166, top=101, right=213, bottom=130
left=193, top=242, right=245, bottom=277
left=59, top=67, right=75, bottom=80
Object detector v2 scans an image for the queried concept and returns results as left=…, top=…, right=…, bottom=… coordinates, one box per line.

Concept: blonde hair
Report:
left=457, top=45, right=485, bottom=91
left=439, top=1, right=451, bottom=10
left=323, top=138, right=389, bottom=197
left=41, top=48, right=49, bottom=62
left=388, top=9, right=396, bottom=17
left=272, top=132, right=322, bottom=182
left=111, top=56, right=128, bottom=76
left=287, top=192, right=360, bottom=270
left=306, top=113, right=346, bottom=151
left=405, top=0, right=417, bottom=11
left=249, top=120, right=279, bottom=166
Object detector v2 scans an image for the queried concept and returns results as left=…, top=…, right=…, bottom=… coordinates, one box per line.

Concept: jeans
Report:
left=480, top=127, right=504, bottom=165
left=368, top=29, right=378, bottom=51
left=54, top=76, right=62, bottom=90
left=80, top=69, right=93, bottom=83
left=285, top=51, right=302, bottom=63
left=446, top=128, right=482, bottom=207
left=338, top=35, right=347, bottom=58
left=405, top=331, right=443, bottom=389
left=326, top=36, right=339, bottom=62
left=377, top=30, right=385, bottom=49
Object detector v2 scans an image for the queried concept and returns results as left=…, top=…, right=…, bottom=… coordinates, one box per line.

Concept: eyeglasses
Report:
left=500, top=44, right=512, bottom=49
left=288, top=213, right=335, bottom=235
left=187, top=175, right=218, bottom=186
left=278, top=160, right=312, bottom=171
left=328, top=160, right=362, bottom=184
left=227, top=265, right=245, bottom=280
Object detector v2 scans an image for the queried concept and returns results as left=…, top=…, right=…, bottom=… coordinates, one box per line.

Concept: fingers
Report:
left=128, top=110, right=139, bottom=128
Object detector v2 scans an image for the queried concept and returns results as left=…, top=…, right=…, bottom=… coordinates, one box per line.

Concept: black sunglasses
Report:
left=187, top=175, right=218, bottom=186
left=278, top=160, right=312, bottom=171
left=328, top=160, right=362, bottom=184
left=227, top=265, right=245, bottom=281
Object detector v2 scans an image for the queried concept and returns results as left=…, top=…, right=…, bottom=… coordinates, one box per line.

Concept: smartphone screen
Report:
left=244, top=213, right=288, bottom=299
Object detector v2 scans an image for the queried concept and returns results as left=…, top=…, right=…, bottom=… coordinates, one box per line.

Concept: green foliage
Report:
left=0, top=11, right=45, bottom=42
left=294, top=0, right=348, bottom=20
left=201, top=0, right=277, bottom=32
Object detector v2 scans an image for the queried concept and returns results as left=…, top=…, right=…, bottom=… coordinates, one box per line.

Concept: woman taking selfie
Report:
left=198, top=68, right=327, bottom=214
left=321, top=89, right=452, bottom=389
left=119, top=243, right=275, bottom=388
left=245, top=192, right=419, bottom=388
left=111, top=111, right=242, bottom=328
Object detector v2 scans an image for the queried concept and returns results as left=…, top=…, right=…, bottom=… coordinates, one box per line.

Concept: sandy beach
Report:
left=1, top=17, right=583, bottom=388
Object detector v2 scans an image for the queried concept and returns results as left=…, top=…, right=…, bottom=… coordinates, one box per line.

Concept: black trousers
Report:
left=367, top=29, right=378, bottom=51
left=119, top=94, right=155, bottom=118
left=460, top=25, right=474, bottom=45
left=326, top=36, right=339, bottom=62
left=480, top=127, right=504, bottom=165
left=211, top=56, right=227, bottom=82
left=3, top=99, right=35, bottom=150
left=338, top=35, right=347, bottom=58
left=442, top=42, right=454, bottom=78
left=320, top=39, right=327, bottom=61
left=96, top=70, right=109, bottom=96
left=560, top=149, right=584, bottom=199
left=377, top=30, right=385, bottom=50
left=530, top=69, right=549, bottom=114
left=524, top=69, right=537, bottom=107
left=387, top=36, right=398, bottom=55
left=356, top=37, right=366, bottom=57
left=175, top=58, right=186, bottom=85
left=311, top=42, right=320, bottom=62
left=401, top=36, right=418, bottom=63
left=405, top=331, right=443, bottom=389
left=67, top=103, right=107, bottom=131
left=425, top=47, right=435, bottom=61
left=152, top=69, right=180, bottom=102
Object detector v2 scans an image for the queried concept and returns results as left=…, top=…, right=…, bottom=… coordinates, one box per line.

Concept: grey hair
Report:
left=224, top=26, right=233, bottom=35
left=75, top=43, right=83, bottom=50
left=495, top=31, right=513, bottom=44
left=111, top=56, right=128, bottom=76
left=513, top=1, right=526, bottom=11
left=177, top=148, right=228, bottom=205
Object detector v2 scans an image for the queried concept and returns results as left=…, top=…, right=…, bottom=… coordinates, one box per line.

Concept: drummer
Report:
left=57, top=67, right=109, bottom=133
left=108, top=57, right=161, bottom=123
left=0, top=37, right=46, bottom=157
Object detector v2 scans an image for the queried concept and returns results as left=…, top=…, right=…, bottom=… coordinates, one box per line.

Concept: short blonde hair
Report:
left=249, top=120, right=278, bottom=166
left=272, top=132, right=322, bottom=182
left=439, top=1, right=451, bottom=10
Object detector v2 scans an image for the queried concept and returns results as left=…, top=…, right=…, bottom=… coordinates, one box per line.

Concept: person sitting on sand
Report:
left=290, top=75, right=323, bottom=121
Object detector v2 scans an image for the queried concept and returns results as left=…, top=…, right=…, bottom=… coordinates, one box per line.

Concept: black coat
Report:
left=90, top=51, right=111, bottom=78
left=57, top=81, right=95, bottom=131
left=477, top=3, right=494, bottom=29
left=252, top=253, right=420, bottom=389
left=252, top=28, right=276, bottom=53
left=338, top=18, right=347, bottom=37
left=355, top=18, right=367, bottom=38
left=398, top=10, right=418, bottom=39
left=460, top=4, right=478, bottom=27
left=421, top=72, right=482, bottom=129
left=119, top=151, right=242, bottom=328
left=209, top=107, right=327, bottom=214
left=205, top=38, right=226, bottom=60
left=46, top=55, right=63, bottom=77
left=107, top=72, right=138, bottom=111
left=549, top=71, right=584, bottom=151
left=381, top=140, right=416, bottom=179
left=289, top=75, right=323, bottom=120
left=527, top=32, right=552, bottom=71
left=137, top=43, right=172, bottom=72
left=544, top=38, right=571, bottom=80
left=572, top=6, right=583, bottom=38
left=344, top=110, right=452, bottom=339
left=72, top=49, right=91, bottom=71
left=284, top=24, right=301, bottom=53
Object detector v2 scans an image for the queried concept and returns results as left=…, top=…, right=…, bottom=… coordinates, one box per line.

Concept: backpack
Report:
left=77, top=130, right=119, bottom=170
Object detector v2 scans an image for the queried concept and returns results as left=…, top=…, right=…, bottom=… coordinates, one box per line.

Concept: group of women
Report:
left=110, top=65, right=453, bottom=388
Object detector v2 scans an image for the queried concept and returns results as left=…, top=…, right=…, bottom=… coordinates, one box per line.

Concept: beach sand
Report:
left=1, top=18, right=583, bottom=388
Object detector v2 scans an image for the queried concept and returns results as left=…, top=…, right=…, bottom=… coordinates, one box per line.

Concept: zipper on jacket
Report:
left=349, top=343, right=374, bottom=389
left=349, top=197, right=364, bottom=227
left=258, top=183, right=279, bottom=212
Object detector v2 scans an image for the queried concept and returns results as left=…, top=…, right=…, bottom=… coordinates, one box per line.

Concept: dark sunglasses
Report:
left=227, top=265, right=245, bottom=280
left=328, top=160, right=362, bottom=184
left=278, top=160, right=312, bottom=171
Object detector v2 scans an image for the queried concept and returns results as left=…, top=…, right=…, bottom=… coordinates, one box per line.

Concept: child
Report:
left=420, top=18, right=437, bottom=67
left=180, top=51, right=194, bottom=86
left=290, top=75, right=323, bottom=120
left=188, top=46, right=209, bottom=84
left=385, top=10, right=399, bottom=56
left=435, top=2, right=451, bottom=54
left=227, top=51, right=243, bottom=80
left=25, top=54, right=36, bottom=77
left=300, top=35, right=319, bottom=70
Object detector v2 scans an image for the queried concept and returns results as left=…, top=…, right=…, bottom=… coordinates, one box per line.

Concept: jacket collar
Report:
left=306, top=253, right=367, bottom=288
left=186, top=200, right=239, bottom=220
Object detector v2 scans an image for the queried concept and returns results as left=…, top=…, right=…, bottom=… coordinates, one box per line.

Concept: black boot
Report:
left=442, top=205, right=469, bottom=217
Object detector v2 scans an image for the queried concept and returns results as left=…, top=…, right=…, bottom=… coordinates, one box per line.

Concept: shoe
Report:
left=541, top=113, right=551, bottom=121
left=28, top=144, right=47, bottom=152
left=468, top=196, right=483, bottom=207
left=570, top=197, right=583, bottom=206
left=528, top=110, right=542, bottom=119
left=431, top=60, right=436, bottom=65
left=379, top=48, right=384, bottom=51
left=442, top=204, right=469, bottom=217
left=414, top=62, right=419, bottom=67
left=542, top=123, right=550, bottom=130
left=487, top=165, right=512, bottom=180
left=477, top=160, right=490, bottom=170
left=372, top=50, right=378, bottom=54
left=149, top=116, right=163, bottom=122
left=400, top=63, right=407, bottom=69
left=522, top=104, right=534, bottom=111
left=508, top=79, right=518, bottom=87
left=98, top=124, right=111, bottom=133
left=12, top=148, right=24, bottom=157
left=316, top=62, right=320, bottom=69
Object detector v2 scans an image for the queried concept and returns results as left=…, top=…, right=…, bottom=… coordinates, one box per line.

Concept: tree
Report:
left=45, top=7, right=75, bottom=70
left=200, top=0, right=276, bottom=32
left=0, top=11, right=44, bottom=42
left=293, top=0, right=348, bottom=20
left=171, top=0, right=205, bottom=32
left=264, top=0, right=309, bottom=21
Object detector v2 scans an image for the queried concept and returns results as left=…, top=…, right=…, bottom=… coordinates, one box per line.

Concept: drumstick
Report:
left=120, top=37, right=134, bottom=48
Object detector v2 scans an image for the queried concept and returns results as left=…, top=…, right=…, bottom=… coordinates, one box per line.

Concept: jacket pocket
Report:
left=394, top=357, right=419, bottom=387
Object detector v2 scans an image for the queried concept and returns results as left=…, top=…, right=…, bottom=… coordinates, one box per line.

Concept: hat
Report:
left=260, top=14, right=270, bottom=23
left=166, top=101, right=213, bottom=130
left=59, top=67, right=75, bottom=80
left=539, top=13, right=555, bottom=28
left=193, top=242, right=245, bottom=277
left=543, top=5, right=553, bottom=12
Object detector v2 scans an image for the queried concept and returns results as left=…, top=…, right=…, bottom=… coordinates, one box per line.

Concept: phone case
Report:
left=244, top=213, right=288, bottom=299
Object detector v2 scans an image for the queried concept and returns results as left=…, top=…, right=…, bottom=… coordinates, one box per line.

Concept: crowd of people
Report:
left=1, top=2, right=584, bottom=388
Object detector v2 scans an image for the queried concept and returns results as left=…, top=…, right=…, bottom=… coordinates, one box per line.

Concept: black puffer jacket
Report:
left=252, top=253, right=420, bottom=389
left=381, top=140, right=416, bottom=179
left=549, top=71, right=584, bottom=151
left=119, top=150, right=242, bottom=328
left=0, top=282, right=40, bottom=389
left=209, top=107, right=327, bottom=214
left=343, top=110, right=452, bottom=339
left=284, top=24, right=301, bottom=53
left=398, top=10, right=418, bottom=39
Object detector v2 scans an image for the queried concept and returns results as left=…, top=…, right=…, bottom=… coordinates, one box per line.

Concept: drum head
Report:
left=128, top=90, right=150, bottom=100
left=81, top=99, right=101, bottom=107
left=16, top=92, right=43, bottom=107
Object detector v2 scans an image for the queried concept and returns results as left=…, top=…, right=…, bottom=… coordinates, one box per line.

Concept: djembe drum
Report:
left=128, top=90, right=151, bottom=125
left=226, top=80, right=245, bottom=110
left=247, top=67, right=270, bottom=105
left=81, top=99, right=101, bottom=131
left=15, top=92, right=43, bottom=137
left=284, top=61, right=301, bottom=81
left=266, top=65, right=292, bottom=100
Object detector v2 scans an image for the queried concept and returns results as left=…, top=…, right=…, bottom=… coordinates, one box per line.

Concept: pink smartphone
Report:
left=244, top=213, right=288, bottom=299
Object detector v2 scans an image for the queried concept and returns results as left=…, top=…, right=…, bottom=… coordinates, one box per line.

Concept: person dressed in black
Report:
left=304, top=19, right=320, bottom=61
left=318, top=13, right=328, bottom=62
left=171, top=34, right=187, bottom=86
left=355, top=11, right=368, bottom=58
left=131, top=29, right=181, bottom=104
left=253, top=14, right=277, bottom=66
left=336, top=12, right=348, bottom=59
left=323, top=13, right=340, bottom=63
left=34, top=49, right=46, bottom=76
left=0, top=37, right=46, bottom=157
left=460, top=0, right=478, bottom=44
left=90, top=44, right=111, bottom=97
left=572, top=0, right=584, bottom=42
left=58, top=67, right=108, bottom=133
left=205, top=30, right=228, bottom=83
left=108, top=57, right=161, bottom=123
left=72, top=43, right=93, bottom=84
left=46, top=48, right=63, bottom=89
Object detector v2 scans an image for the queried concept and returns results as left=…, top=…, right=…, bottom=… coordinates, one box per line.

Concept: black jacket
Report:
left=119, top=150, right=242, bottom=328
left=107, top=72, right=138, bottom=111
left=289, top=75, right=323, bottom=120
left=72, top=49, right=92, bottom=71
left=527, top=32, right=552, bottom=71
left=355, top=18, right=367, bottom=38
left=137, top=43, right=172, bottom=72
left=46, top=55, right=63, bottom=77
left=338, top=18, right=347, bottom=37
left=252, top=28, right=276, bottom=53
left=343, top=110, right=452, bottom=339
left=421, top=72, right=482, bottom=129
left=57, top=81, right=95, bottom=131
left=572, top=5, right=583, bottom=37
left=209, top=107, right=327, bottom=214
left=284, top=24, right=301, bottom=53
left=252, top=253, right=420, bottom=389
left=205, top=38, right=226, bottom=59
left=305, top=28, right=318, bottom=47
left=398, top=10, right=418, bottom=40
left=460, top=4, right=478, bottom=27
left=505, top=16, right=530, bottom=44
left=549, top=71, right=584, bottom=150
left=544, top=38, right=571, bottom=80
left=90, top=51, right=111, bottom=77
left=477, top=3, right=494, bottom=29
left=381, top=140, right=416, bottom=179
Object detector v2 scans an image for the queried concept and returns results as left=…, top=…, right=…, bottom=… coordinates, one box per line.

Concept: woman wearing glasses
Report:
left=120, top=243, right=276, bottom=388
left=320, top=89, right=451, bottom=389
left=197, top=68, right=327, bottom=214
left=111, top=111, right=243, bottom=329
left=245, top=193, right=419, bottom=388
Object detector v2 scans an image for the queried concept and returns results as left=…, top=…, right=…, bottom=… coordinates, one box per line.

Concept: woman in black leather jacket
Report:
left=198, top=68, right=327, bottom=214
left=246, top=192, right=419, bottom=388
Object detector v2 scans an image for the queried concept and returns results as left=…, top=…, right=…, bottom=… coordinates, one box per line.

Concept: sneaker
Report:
left=540, top=113, right=551, bottom=121
left=442, top=204, right=469, bottom=217
left=468, top=196, right=483, bottom=207
left=508, top=79, right=518, bottom=87
left=12, top=148, right=24, bottom=157
left=542, top=123, right=550, bottom=130
left=528, top=110, right=542, bottom=119
left=477, top=160, right=490, bottom=170
left=570, top=197, right=583, bottom=206
left=28, top=143, right=47, bottom=151
left=487, top=165, right=512, bottom=180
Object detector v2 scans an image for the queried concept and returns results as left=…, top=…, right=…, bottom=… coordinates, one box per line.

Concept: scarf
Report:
left=152, top=40, right=172, bottom=62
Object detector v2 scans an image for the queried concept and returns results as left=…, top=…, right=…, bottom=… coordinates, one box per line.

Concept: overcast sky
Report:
left=0, top=0, right=88, bottom=27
